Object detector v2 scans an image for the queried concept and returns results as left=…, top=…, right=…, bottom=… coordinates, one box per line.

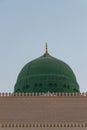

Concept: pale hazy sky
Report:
left=0, top=0, right=87, bottom=92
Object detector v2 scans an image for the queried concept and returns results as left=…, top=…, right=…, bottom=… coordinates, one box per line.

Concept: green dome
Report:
left=14, top=50, right=79, bottom=93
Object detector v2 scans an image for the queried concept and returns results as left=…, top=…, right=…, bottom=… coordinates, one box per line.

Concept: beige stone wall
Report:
left=0, top=95, right=87, bottom=123
left=0, top=94, right=87, bottom=129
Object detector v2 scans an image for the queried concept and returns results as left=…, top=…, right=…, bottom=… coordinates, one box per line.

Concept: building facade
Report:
left=0, top=45, right=87, bottom=130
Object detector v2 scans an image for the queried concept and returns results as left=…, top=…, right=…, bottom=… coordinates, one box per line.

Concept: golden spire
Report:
left=45, top=42, right=48, bottom=54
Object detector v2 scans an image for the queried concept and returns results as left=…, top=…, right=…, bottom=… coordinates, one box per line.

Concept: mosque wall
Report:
left=0, top=93, right=86, bottom=130
left=0, top=93, right=87, bottom=123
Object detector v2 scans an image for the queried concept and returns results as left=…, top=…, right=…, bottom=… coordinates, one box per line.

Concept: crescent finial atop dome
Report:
left=45, top=42, right=48, bottom=54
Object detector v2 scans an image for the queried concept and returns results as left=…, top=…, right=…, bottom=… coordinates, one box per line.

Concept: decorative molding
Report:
left=0, top=92, right=87, bottom=97
left=0, top=122, right=87, bottom=128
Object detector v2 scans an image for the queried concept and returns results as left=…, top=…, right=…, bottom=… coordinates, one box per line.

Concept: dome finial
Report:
left=45, top=42, right=48, bottom=54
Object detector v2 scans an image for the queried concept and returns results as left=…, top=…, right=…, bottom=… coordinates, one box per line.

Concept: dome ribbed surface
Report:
left=14, top=53, right=79, bottom=93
